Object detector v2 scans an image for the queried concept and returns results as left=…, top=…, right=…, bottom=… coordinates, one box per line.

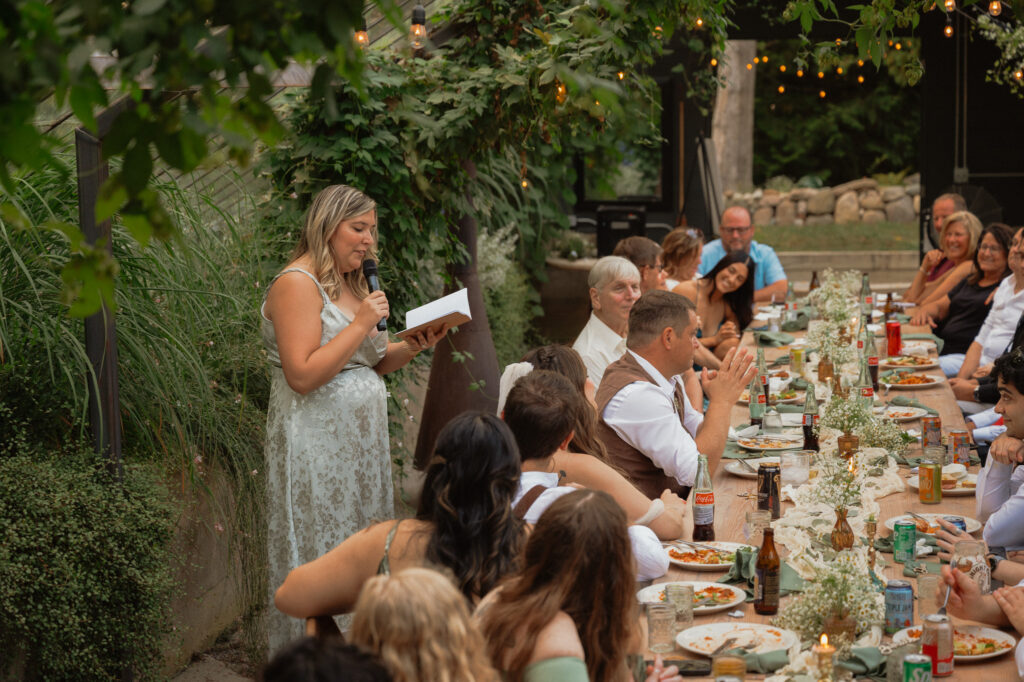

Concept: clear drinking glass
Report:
left=744, top=509, right=772, bottom=548
left=952, top=540, right=991, bottom=594
left=923, top=445, right=948, bottom=467
left=780, top=451, right=812, bottom=486
left=665, top=584, right=694, bottom=633
left=917, top=574, right=941, bottom=619
left=763, top=409, right=783, bottom=433
left=646, top=603, right=675, bottom=653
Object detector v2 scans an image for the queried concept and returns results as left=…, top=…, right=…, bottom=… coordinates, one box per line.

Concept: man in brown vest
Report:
left=595, top=290, right=754, bottom=498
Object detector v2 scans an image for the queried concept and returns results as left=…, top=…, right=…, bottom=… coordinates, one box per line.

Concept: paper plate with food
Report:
left=884, top=512, right=982, bottom=535
left=881, top=355, right=939, bottom=370
left=880, top=372, right=944, bottom=389
left=636, top=581, right=747, bottom=615
left=724, top=455, right=780, bottom=479
left=664, top=541, right=753, bottom=571
left=736, top=434, right=803, bottom=452
left=893, top=625, right=1016, bottom=661
left=676, top=622, right=800, bottom=658
left=907, top=472, right=978, bottom=496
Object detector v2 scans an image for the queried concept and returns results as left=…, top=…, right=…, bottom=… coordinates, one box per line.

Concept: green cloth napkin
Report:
left=874, top=534, right=939, bottom=553
left=837, top=647, right=886, bottom=680
left=718, top=546, right=806, bottom=597
left=755, top=331, right=796, bottom=347
left=887, top=396, right=939, bottom=416
left=770, top=355, right=790, bottom=367
left=790, top=376, right=811, bottom=391
left=723, top=647, right=790, bottom=674
left=775, top=404, right=806, bottom=413
left=781, top=307, right=814, bottom=332
left=872, top=535, right=943, bottom=575
left=896, top=313, right=912, bottom=323
left=902, top=560, right=943, bottom=577
left=902, top=332, right=945, bottom=354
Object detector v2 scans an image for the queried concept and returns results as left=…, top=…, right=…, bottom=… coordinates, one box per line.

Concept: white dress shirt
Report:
left=1015, top=578, right=1024, bottom=678
left=602, top=351, right=704, bottom=488
left=975, top=274, right=1024, bottom=366
left=975, top=459, right=1024, bottom=550
left=512, top=472, right=669, bottom=580
left=573, top=312, right=628, bottom=387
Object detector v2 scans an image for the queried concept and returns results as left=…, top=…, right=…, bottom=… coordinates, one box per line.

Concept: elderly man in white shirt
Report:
left=594, top=291, right=755, bottom=498
left=572, top=256, right=641, bottom=387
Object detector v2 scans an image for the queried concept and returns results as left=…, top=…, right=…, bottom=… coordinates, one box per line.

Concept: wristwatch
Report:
left=987, top=552, right=1003, bottom=574
left=973, top=385, right=982, bottom=402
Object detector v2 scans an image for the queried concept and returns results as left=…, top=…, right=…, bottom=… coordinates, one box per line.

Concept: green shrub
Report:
left=0, top=453, right=177, bottom=680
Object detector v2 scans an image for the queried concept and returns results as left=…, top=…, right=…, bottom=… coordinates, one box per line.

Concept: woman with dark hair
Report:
left=675, top=250, right=755, bottom=360
left=909, top=223, right=1015, bottom=377
left=478, top=490, right=684, bottom=682
left=274, top=412, right=525, bottom=621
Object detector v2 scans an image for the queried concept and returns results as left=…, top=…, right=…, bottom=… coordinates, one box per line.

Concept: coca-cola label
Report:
left=802, top=414, right=814, bottom=426
left=868, top=356, right=879, bottom=366
left=760, top=374, right=768, bottom=386
left=756, top=394, right=766, bottom=405
left=860, top=387, right=874, bottom=398
left=857, top=340, right=864, bottom=350
left=693, top=492, right=714, bottom=525
left=814, top=415, right=820, bottom=425
left=866, top=296, right=873, bottom=306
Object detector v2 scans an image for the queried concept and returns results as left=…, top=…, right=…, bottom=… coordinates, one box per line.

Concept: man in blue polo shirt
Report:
left=698, top=206, right=788, bottom=303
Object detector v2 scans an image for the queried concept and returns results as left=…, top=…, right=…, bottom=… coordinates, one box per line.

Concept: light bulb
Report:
left=710, top=58, right=718, bottom=67
left=410, top=4, right=426, bottom=49
left=778, top=85, right=785, bottom=94
left=857, top=75, right=865, bottom=83
left=653, top=25, right=663, bottom=38
left=944, top=21, right=954, bottom=38
left=819, top=90, right=826, bottom=98
left=695, top=17, right=703, bottom=27
left=746, top=63, right=753, bottom=70
left=817, top=71, right=824, bottom=78
left=761, top=55, right=769, bottom=62
left=355, top=19, right=369, bottom=49
left=835, top=38, right=842, bottom=46
left=895, top=42, right=902, bottom=50
left=754, top=57, right=760, bottom=64
left=521, top=179, right=529, bottom=188
left=555, top=82, right=567, bottom=104
left=1015, top=70, right=1023, bottom=80
left=857, top=59, right=864, bottom=66
left=617, top=70, right=626, bottom=80
left=990, top=0, right=1002, bottom=14
left=944, top=0, right=956, bottom=10
left=779, top=65, right=787, bottom=72
left=797, top=69, right=804, bottom=77
left=836, top=67, right=843, bottom=74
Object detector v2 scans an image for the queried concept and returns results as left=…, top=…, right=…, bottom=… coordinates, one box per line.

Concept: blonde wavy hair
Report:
left=349, top=568, right=499, bottom=682
left=941, top=210, right=983, bottom=262
left=292, top=185, right=378, bottom=301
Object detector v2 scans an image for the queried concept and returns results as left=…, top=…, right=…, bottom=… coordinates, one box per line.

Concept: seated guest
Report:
left=262, top=638, right=391, bottom=682
left=675, top=250, right=755, bottom=361
left=572, top=256, right=641, bottom=387
left=907, top=223, right=1014, bottom=379
left=274, top=413, right=524, bottom=619
left=597, top=291, right=755, bottom=498
left=911, top=211, right=984, bottom=308
left=504, top=369, right=686, bottom=540
left=613, top=236, right=667, bottom=292
left=350, top=568, right=498, bottom=682
left=947, top=226, right=1024, bottom=378
left=478, top=490, right=685, bottom=682
left=698, top=206, right=786, bottom=303
left=661, top=227, right=703, bottom=292
left=502, top=371, right=670, bottom=580
left=903, top=193, right=970, bottom=304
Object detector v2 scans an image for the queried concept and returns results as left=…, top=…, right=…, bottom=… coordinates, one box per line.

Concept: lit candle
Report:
left=848, top=458, right=856, bottom=475
left=814, top=633, right=835, bottom=680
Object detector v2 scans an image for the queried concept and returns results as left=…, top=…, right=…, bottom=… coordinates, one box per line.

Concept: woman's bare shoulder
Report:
left=527, top=611, right=585, bottom=664
left=674, top=280, right=699, bottom=301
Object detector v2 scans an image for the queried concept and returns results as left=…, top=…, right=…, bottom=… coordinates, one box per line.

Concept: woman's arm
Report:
left=274, top=521, right=391, bottom=617
left=265, top=273, right=389, bottom=395
left=919, top=261, right=972, bottom=308
left=909, top=295, right=951, bottom=328
left=956, top=341, right=984, bottom=379
left=903, top=250, right=945, bottom=303
left=373, top=325, right=448, bottom=376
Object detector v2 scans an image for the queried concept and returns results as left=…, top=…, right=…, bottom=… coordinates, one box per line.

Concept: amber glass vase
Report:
left=831, top=507, right=855, bottom=551
left=823, top=611, right=857, bottom=643
left=817, top=359, right=835, bottom=385
left=837, top=432, right=859, bottom=459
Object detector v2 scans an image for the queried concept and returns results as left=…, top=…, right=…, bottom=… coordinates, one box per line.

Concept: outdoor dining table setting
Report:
left=638, top=272, right=1018, bottom=681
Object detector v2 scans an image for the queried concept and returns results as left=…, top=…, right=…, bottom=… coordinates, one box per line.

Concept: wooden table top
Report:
left=642, top=326, right=1017, bottom=680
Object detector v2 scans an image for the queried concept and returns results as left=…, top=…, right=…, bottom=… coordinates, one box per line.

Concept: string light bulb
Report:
left=653, top=25, right=663, bottom=38
left=990, top=0, right=1002, bottom=14
left=944, top=17, right=954, bottom=37
left=895, top=42, right=902, bottom=50
left=754, top=57, right=760, bottom=64
left=410, top=4, right=427, bottom=49
left=835, top=38, right=842, bottom=46
left=1015, top=69, right=1023, bottom=80
left=819, top=90, right=826, bottom=98
left=746, top=63, right=753, bottom=70
left=521, top=178, right=529, bottom=189
left=354, top=18, right=369, bottom=48
left=817, top=71, right=825, bottom=78
left=857, top=75, right=865, bottom=83
left=857, top=59, right=865, bottom=67
left=710, top=58, right=718, bottom=67
left=617, top=70, right=626, bottom=81
left=944, top=0, right=956, bottom=10
left=695, top=17, right=703, bottom=27
left=778, top=85, right=785, bottom=93
left=761, top=55, right=769, bottom=62
left=797, top=69, right=804, bottom=77
left=836, top=67, right=843, bottom=75
left=779, top=65, right=787, bottom=72
left=555, top=81, right=567, bottom=104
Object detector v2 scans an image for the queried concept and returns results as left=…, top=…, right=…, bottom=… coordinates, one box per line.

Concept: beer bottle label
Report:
left=693, top=491, right=714, bottom=525
left=755, top=567, right=780, bottom=606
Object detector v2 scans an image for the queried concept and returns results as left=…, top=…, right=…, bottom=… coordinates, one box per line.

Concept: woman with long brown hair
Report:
left=478, top=490, right=683, bottom=682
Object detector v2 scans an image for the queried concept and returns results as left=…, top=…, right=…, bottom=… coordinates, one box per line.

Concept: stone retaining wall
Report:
left=726, top=174, right=921, bottom=226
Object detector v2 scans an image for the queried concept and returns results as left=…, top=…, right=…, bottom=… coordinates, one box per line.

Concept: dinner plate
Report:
left=735, top=435, right=803, bottom=452
left=880, top=374, right=944, bottom=389
left=664, top=541, right=754, bottom=570
left=892, top=625, right=1017, bottom=661
left=903, top=341, right=938, bottom=354
left=880, top=356, right=939, bottom=370
left=884, top=512, right=982, bottom=535
left=636, top=581, right=747, bottom=615
left=724, top=456, right=780, bottom=479
left=906, top=473, right=978, bottom=496
left=881, top=406, right=930, bottom=422
left=737, top=390, right=803, bottom=406
left=676, top=622, right=799, bottom=657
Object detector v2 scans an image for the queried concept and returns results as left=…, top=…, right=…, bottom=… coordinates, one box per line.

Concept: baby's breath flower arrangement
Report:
left=807, top=269, right=860, bottom=325
left=856, top=417, right=909, bottom=456
left=806, top=320, right=854, bottom=366
left=775, top=561, right=884, bottom=656
left=818, top=394, right=872, bottom=436
left=807, top=453, right=861, bottom=510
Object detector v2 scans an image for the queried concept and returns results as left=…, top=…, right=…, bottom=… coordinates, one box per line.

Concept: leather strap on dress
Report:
left=513, top=485, right=548, bottom=520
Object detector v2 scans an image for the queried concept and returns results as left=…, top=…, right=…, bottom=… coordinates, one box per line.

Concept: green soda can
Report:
left=894, top=520, right=917, bottom=564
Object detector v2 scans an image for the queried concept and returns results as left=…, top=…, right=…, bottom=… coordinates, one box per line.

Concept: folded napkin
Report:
left=756, top=331, right=796, bottom=347
left=781, top=307, right=815, bottom=332
left=774, top=404, right=806, bottom=413
left=837, top=647, right=886, bottom=681
left=770, top=355, right=790, bottom=367
left=895, top=313, right=912, bottom=323
left=874, top=534, right=939, bottom=553
left=719, top=546, right=806, bottom=597
left=887, top=396, right=939, bottom=416
left=902, top=332, right=945, bottom=354
left=790, top=376, right=811, bottom=391
left=723, top=647, right=790, bottom=674
left=874, top=534, right=944, bottom=575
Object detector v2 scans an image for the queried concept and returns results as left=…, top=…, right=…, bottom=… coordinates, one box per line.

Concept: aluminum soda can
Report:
left=790, top=346, right=804, bottom=375
left=902, top=654, right=933, bottom=682
left=893, top=521, right=917, bottom=564
left=920, top=416, right=942, bottom=448
left=885, top=580, right=915, bottom=634
left=757, top=462, right=781, bottom=520
left=886, top=320, right=903, bottom=356
left=919, top=462, right=942, bottom=504
left=942, top=516, right=967, bottom=533
left=947, top=429, right=970, bottom=465
left=921, top=614, right=954, bottom=677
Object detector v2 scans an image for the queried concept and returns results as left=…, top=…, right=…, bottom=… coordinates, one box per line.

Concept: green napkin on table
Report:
left=902, top=332, right=945, bottom=354
left=874, top=534, right=939, bottom=553
left=755, top=331, right=796, bottom=347
left=770, top=355, right=790, bottom=367
left=790, top=376, right=811, bottom=391
left=775, top=404, right=806, bottom=413
left=781, top=307, right=815, bottom=332
left=718, top=546, right=806, bottom=597
left=837, top=647, right=886, bottom=681
left=902, top=560, right=943, bottom=577
left=723, top=647, right=791, bottom=674
left=887, top=396, right=939, bottom=416
left=873, top=535, right=943, bottom=575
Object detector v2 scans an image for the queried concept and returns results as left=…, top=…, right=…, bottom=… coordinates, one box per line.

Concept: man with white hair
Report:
left=572, top=256, right=642, bottom=387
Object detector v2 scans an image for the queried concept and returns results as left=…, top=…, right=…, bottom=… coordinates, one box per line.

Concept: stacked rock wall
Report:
left=727, top=174, right=920, bottom=226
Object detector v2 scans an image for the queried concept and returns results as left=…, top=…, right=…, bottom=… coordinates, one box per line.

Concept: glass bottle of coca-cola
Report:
left=802, top=385, right=819, bottom=451
left=748, top=372, right=765, bottom=429
left=756, top=347, right=769, bottom=404
left=692, top=454, right=715, bottom=541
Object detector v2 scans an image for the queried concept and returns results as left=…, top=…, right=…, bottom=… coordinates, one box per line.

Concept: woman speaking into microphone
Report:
left=260, top=184, right=445, bottom=651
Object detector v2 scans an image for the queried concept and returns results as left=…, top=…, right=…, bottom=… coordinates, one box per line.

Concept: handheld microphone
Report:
left=361, top=259, right=388, bottom=332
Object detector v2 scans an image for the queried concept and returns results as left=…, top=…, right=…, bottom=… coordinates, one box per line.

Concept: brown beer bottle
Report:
left=691, top=454, right=715, bottom=541
left=753, top=527, right=781, bottom=615
left=808, top=270, right=821, bottom=292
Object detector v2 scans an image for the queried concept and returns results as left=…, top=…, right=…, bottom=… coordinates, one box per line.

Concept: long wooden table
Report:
left=644, top=327, right=1018, bottom=680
